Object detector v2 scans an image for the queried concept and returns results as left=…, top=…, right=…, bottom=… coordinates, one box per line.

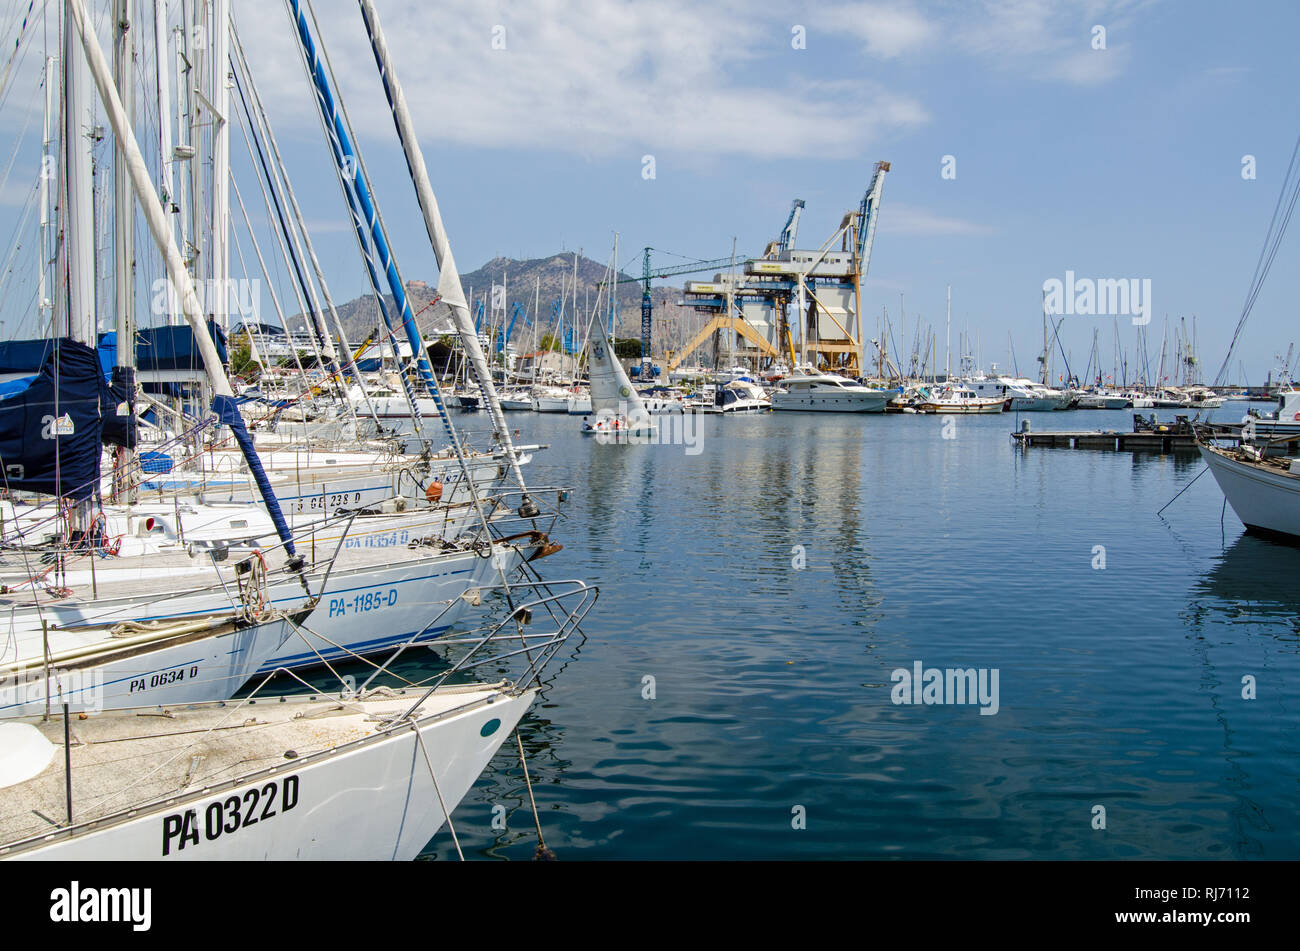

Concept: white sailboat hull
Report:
left=3, top=688, right=535, bottom=860
left=1201, top=446, right=1300, bottom=542
left=0, top=614, right=299, bottom=716
left=1, top=544, right=528, bottom=682
left=533, top=396, right=569, bottom=413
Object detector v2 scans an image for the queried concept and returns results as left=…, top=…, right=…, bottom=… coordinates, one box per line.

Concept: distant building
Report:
left=515, top=349, right=579, bottom=382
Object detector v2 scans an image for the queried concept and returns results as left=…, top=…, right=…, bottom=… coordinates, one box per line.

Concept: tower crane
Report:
left=617, top=249, right=754, bottom=377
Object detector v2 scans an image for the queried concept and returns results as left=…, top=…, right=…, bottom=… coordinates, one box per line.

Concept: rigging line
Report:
left=1156, top=464, right=1210, bottom=517
left=228, top=66, right=320, bottom=356
left=283, top=6, right=430, bottom=447
left=1213, top=129, right=1300, bottom=385
left=0, top=70, right=38, bottom=199
left=0, top=0, right=36, bottom=106
left=412, top=723, right=464, bottom=861
left=0, top=178, right=40, bottom=321
left=228, top=24, right=369, bottom=407
left=230, top=130, right=313, bottom=388
left=229, top=55, right=329, bottom=373
left=231, top=101, right=316, bottom=392
left=303, top=0, right=407, bottom=346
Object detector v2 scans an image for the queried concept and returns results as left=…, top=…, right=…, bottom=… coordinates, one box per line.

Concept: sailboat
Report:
left=0, top=575, right=596, bottom=860
left=580, top=278, right=655, bottom=437
left=1201, top=417, right=1300, bottom=542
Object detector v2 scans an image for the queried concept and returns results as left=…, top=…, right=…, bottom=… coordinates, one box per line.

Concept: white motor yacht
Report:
left=770, top=374, right=890, bottom=413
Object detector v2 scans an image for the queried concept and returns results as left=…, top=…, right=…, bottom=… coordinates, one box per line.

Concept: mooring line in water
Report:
left=1156, top=464, right=1209, bottom=517
left=517, top=731, right=553, bottom=861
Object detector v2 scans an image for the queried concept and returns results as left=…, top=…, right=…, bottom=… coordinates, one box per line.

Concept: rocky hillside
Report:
left=306, top=253, right=693, bottom=350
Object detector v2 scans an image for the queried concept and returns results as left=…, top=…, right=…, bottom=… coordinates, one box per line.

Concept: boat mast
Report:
left=1039, top=288, right=1049, bottom=385
left=323, top=0, right=544, bottom=516
left=113, top=0, right=138, bottom=501
left=944, top=284, right=951, bottom=381
left=38, top=55, right=55, bottom=331
left=60, top=9, right=96, bottom=347
left=152, top=0, right=178, bottom=325
left=175, top=0, right=194, bottom=286
left=727, top=237, right=736, bottom=368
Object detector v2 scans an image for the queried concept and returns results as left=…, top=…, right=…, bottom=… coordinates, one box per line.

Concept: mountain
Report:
left=294, top=252, right=692, bottom=350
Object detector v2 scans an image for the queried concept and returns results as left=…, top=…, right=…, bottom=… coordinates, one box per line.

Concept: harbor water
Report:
left=377, top=405, right=1298, bottom=860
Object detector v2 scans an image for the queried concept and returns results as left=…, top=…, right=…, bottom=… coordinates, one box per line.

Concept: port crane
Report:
left=610, top=249, right=758, bottom=378
left=671, top=161, right=890, bottom=375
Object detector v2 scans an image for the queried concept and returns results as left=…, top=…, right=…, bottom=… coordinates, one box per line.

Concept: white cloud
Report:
left=236, top=0, right=928, bottom=161
left=819, top=0, right=1147, bottom=86
left=879, top=204, right=994, bottom=236
left=815, top=4, right=936, bottom=59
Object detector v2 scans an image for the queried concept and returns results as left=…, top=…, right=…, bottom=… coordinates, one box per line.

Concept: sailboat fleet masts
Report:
left=282, top=0, right=436, bottom=453
left=65, top=0, right=305, bottom=568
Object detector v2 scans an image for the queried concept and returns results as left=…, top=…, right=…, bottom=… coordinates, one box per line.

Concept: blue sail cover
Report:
left=0, top=338, right=104, bottom=500
left=135, top=322, right=227, bottom=373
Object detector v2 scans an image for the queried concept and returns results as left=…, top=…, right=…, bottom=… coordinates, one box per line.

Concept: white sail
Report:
left=587, top=314, right=654, bottom=434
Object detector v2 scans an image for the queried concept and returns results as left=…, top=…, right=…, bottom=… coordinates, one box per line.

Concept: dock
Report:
left=1011, top=416, right=1242, bottom=453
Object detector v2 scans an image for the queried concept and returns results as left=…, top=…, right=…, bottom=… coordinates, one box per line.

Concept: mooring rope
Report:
left=516, top=731, right=553, bottom=860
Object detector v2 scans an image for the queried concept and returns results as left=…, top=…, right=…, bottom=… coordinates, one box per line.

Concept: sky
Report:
left=1, top=0, right=1298, bottom=383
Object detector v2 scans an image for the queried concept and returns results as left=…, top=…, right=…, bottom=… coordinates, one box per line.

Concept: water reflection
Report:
left=1193, top=534, right=1300, bottom=628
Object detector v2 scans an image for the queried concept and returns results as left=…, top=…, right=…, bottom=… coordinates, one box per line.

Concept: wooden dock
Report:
left=1011, top=417, right=1242, bottom=453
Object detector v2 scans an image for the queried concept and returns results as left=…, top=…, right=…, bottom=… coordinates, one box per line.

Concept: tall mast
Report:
left=60, top=9, right=96, bottom=345
left=945, top=284, right=951, bottom=381
left=727, top=237, right=736, bottom=366
left=113, top=0, right=138, bottom=499
left=1040, top=288, right=1049, bottom=385
left=175, top=0, right=194, bottom=283
left=114, top=0, right=136, bottom=366
left=153, top=0, right=179, bottom=325
left=211, top=0, right=230, bottom=333
left=38, top=55, right=56, bottom=330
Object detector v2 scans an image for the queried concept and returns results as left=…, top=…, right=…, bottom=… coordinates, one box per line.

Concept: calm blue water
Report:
left=413, top=403, right=1300, bottom=860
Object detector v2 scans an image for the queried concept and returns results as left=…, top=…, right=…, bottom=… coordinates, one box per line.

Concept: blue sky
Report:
left=2, top=0, right=1298, bottom=382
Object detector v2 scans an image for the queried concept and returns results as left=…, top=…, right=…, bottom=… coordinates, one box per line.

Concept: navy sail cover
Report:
left=0, top=338, right=104, bottom=500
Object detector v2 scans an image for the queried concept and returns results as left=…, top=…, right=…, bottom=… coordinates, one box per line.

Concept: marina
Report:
left=0, top=0, right=1296, bottom=908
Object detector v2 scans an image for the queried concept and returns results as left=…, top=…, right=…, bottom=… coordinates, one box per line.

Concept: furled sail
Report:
left=0, top=338, right=104, bottom=500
